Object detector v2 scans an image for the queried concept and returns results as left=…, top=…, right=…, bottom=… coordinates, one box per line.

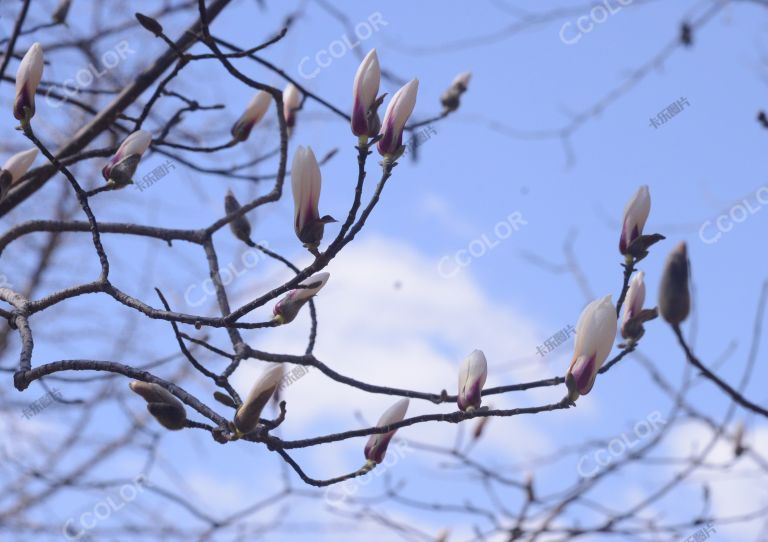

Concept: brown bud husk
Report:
left=129, top=381, right=186, bottom=430
left=626, top=233, right=666, bottom=262
left=621, top=307, right=658, bottom=341
left=107, top=154, right=141, bottom=186
left=135, top=12, right=164, bottom=36
left=658, top=242, right=690, bottom=325
left=213, top=391, right=237, bottom=409
left=52, top=0, right=72, bottom=24
left=224, top=189, right=253, bottom=246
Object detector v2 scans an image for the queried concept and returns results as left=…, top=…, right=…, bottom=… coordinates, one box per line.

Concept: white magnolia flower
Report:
left=377, top=79, right=419, bottom=156
left=351, top=49, right=382, bottom=137
left=14, top=42, right=44, bottom=121
left=566, top=295, right=617, bottom=400
left=231, top=90, right=272, bottom=141
left=457, top=349, right=487, bottom=411
left=619, top=185, right=651, bottom=255
left=364, top=398, right=409, bottom=464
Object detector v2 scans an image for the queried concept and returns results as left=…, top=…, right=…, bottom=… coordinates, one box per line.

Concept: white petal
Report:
left=293, top=272, right=330, bottom=302
left=353, top=49, right=380, bottom=108
left=119, top=130, right=152, bottom=157
left=2, top=148, right=38, bottom=182
left=377, top=398, right=409, bottom=427
left=16, top=42, right=43, bottom=96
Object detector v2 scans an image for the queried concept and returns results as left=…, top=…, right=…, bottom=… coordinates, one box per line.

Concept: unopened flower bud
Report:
left=377, top=79, right=419, bottom=157
left=619, top=185, right=651, bottom=256
left=234, top=364, right=283, bottom=434
left=457, top=349, right=487, bottom=412
left=283, top=83, right=301, bottom=132
left=273, top=272, right=329, bottom=324
left=658, top=241, right=690, bottom=325
left=351, top=49, right=384, bottom=139
left=440, top=71, right=471, bottom=112
left=0, top=148, right=38, bottom=200
left=14, top=43, right=44, bottom=122
left=231, top=91, right=271, bottom=142
left=129, top=380, right=186, bottom=430
left=102, top=130, right=152, bottom=186
left=224, top=189, right=253, bottom=246
left=620, top=271, right=657, bottom=341
left=364, top=398, right=409, bottom=465
left=291, top=146, right=336, bottom=251
left=565, top=295, right=617, bottom=400
left=52, top=0, right=72, bottom=24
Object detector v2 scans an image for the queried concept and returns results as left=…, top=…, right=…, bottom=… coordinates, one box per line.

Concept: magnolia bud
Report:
left=364, top=398, right=409, bottom=465
left=234, top=364, right=283, bottom=434
left=566, top=295, right=617, bottom=400
left=351, top=49, right=384, bottom=138
left=273, top=272, right=329, bottom=324
left=440, top=71, right=471, bottom=112
left=291, top=146, right=336, bottom=251
left=129, top=381, right=186, bottom=430
left=52, top=0, right=72, bottom=24
left=231, top=91, right=271, bottom=142
left=619, top=185, right=651, bottom=255
left=283, top=83, right=301, bottom=131
left=658, top=241, right=690, bottom=325
left=224, top=189, right=253, bottom=246
left=0, top=148, right=38, bottom=200
left=457, top=349, right=487, bottom=412
left=102, top=130, right=152, bottom=185
left=14, top=42, right=44, bottom=122
left=377, top=79, right=419, bottom=157
left=620, top=271, right=658, bottom=341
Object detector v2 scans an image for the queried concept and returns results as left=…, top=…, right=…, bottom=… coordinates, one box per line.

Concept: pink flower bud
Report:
left=377, top=79, right=419, bottom=156
left=102, top=130, right=152, bottom=185
left=622, top=271, right=646, bottom=326
left=14, top=42, right=44, bottom=121
left=566, top=295, right=617, bottom=400
left=231, top=91, right=272, bottom=141
left=273, top=272, right=330, bottom=324
left=283, top=83, right=301, bottom=130
left=364, top=398, right=409, bottom=464
left=351, top=49, right=382, bottom=137
left=619, top=185, right=651, bottom=255
left=457, top=349, right=487, bottom=412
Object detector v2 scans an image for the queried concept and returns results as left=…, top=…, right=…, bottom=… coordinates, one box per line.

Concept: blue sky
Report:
left=1, top=1, right=768, bottom=541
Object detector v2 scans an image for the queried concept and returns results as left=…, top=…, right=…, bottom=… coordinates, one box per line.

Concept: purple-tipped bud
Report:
left=619, top=185, right=651, bottom=255
left=102, top=130, right=152, bottom=185
left=364, top=398, right=409, bottom=464
left=377, top=79, right=419, bottom=156
left=565, top=295, right=617, bottom=401
left=351, top=49, right=382, bottom=138
left=273, top=272, right=330, bottom=324
left=291, top=146, right=336, bottom=250
left=457, top=349, right=487, bottom=412
left=231, top=91, right=272, bottom=141
left=14, top=43, right=44, bottom=122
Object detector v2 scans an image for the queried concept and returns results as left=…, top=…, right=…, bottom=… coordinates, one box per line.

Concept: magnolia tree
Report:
left=0, top=1, right=767, bottom=541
